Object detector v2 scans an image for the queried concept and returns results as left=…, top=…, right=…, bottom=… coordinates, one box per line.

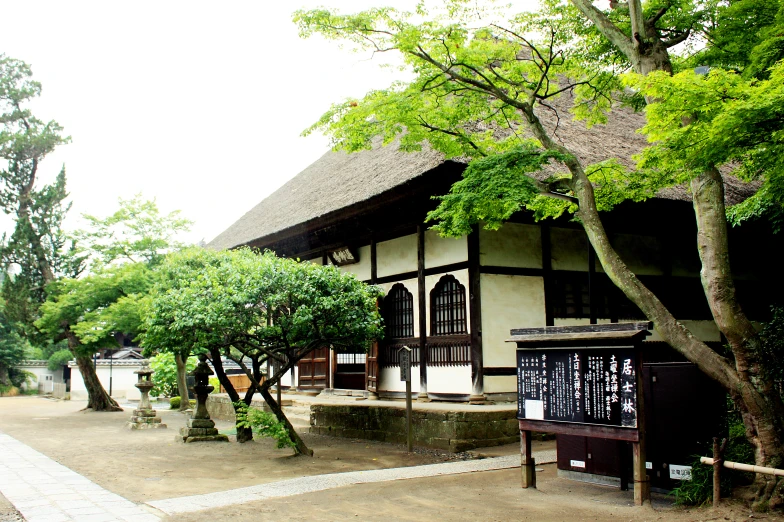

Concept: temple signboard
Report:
left=507, top=322, right=652, bottom=506
left=516, top=348, right=638, bottom=429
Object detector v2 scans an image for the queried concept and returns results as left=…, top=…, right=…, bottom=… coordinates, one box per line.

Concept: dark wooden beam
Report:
left=417, top=224, right=429, bottom=400
left=518, top=419, right=640, bottom=442
left=468, top=226, right=484, bottom=401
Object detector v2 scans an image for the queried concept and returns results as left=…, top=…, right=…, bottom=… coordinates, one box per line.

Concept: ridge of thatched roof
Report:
left=209, top=89, right=757, bottom=251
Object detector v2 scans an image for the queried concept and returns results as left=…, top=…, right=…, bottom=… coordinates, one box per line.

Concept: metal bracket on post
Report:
left=399, top=346, right=413, bottom=453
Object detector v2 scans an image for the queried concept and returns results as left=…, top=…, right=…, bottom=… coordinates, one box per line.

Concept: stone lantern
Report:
left=126, top=360, right=166, bottom=430
left=178, top=354, right=228, bottom=442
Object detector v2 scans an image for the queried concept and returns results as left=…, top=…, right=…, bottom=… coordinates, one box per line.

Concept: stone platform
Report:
left=207, top=392, right=525, bottom=452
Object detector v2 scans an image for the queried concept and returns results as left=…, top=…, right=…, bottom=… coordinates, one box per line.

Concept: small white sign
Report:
left=646, top=462, right=652, bottom=469
left=669, top=464, right=692, bottom=480
left=570, top=460, right=586, bottom=468
left=524, top=399, right=544, bottom=420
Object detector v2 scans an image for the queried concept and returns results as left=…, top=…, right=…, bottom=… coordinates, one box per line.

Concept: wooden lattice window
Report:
left=430, top=275, right=467, bottom=336
left=384, top=283, right=414, bottom=339
left=551, top=273, right=590, bottom=318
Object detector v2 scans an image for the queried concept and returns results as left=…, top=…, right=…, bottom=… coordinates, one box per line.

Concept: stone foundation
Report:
left=311, top=404, right=519, bottom=452
left=178, top=417, right=228, bottom=443
left=126, top=408, right=166, bottom=430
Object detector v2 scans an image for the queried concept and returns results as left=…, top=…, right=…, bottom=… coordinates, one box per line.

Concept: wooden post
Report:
left=712, top=437, right=727, bottom=507
left=520, top=429, right=536, bottom=488
left=406, top=379, right=413, bottom=452
left=633, top=349, right=650, bottom=506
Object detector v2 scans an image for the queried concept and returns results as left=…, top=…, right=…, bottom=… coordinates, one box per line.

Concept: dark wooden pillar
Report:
left=468, top=226, right=484, bottom=402
left=370, top=237, right=377, bottom=285
left=520, top=429, right=536, bottom=488
left=633, top=348, right=650, bottom=506
left=417, top=225, right=429, bottom=401
left=588, top=245, right=598, bottom=325
left=541, top=225, right=554, bottom=326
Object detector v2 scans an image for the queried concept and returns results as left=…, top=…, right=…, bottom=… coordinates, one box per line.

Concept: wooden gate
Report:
left=297, top=346, right=329, bottom=389
left=366, top=341, right=379, bottom=393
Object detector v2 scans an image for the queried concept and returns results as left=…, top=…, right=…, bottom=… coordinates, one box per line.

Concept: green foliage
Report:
left=671, top=412, right=756, bottom=506
left=142, top=248, right=383, bottom=369
left=1, top=55, right=83, bottom=345
left=757, top=307, right=784, bottom=392
left=626, top=63, right=784, bottom=231
left=0, top=301, right=28, bottom=386
left=46, top=349, right=72, bottom=371
left=149, top=353, right=197, bottom=397
left=72, top=194, right=192, bottom=270
left=234, top=402, right=295, bottom=449
left=36, top=263, right=155, bottom=357
left=688, top=0, right=784, bottom=80
left=427, top=146, right=565, bottom=237
left=209, top=377, right=220, bottom=392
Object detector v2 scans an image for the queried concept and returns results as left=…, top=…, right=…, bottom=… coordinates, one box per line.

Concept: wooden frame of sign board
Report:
left=507, top=322, right=652, bottom=506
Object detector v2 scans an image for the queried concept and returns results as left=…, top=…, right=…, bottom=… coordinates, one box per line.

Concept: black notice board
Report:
left=517, top=347, right=638, bottom=429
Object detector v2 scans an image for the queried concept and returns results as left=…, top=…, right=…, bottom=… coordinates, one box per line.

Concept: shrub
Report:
left=47, top=349, right=73, bottom=371
left=150, top=353, right=197, bottom=397
left=234, top=401, right=295, bottom=449
left=169, top=396, right=196, bottom=409
left=671, top=413, right=756, bottom=506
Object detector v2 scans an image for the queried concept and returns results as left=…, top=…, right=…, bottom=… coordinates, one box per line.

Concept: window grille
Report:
left=384, top=283, right=414, bottom=339
left=430, top=275, right=467, bottom=335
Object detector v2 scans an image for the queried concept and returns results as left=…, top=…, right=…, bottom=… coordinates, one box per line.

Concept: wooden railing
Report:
left=380, top=334, right=471, bottom=367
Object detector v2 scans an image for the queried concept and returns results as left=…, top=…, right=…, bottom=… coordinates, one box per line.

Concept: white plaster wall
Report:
left=17, top=364, right=56, bottom=392
left=379, top=278, right=419, bottom=336
left=481, top=274, right=546, bottom=368
left=480, top=223, right=542, bottom=269
left=424, top=231, right=467, bottom=269
left=70, top=364, right=141, bottom=400
left=426, top=366, right=471, bottom=394
left=484, top=375, right=516, bottom=394
left=377, top=234, right=418, bottom=278
left=379, top=366, right=421, bottom=393
left=339, top=245, right=371, bottom=281
left=550, top=227, right=589, bottom=271
left=425, top=269, right=471, bottom=335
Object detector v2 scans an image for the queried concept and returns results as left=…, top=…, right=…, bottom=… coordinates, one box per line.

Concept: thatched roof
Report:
left=209, top=90, right=756, bottom=251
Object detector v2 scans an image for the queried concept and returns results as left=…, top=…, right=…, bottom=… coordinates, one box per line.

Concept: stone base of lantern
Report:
left=126, top=408, right=167, bottom=430
left=178, top=418, right=228, bottom=443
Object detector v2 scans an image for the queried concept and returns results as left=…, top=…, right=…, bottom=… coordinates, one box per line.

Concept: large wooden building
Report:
left=209, top=97, right=775, bottom=404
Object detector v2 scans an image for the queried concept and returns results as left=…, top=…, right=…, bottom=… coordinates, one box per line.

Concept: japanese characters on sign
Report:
left=517, top=348, right=637, bottom=429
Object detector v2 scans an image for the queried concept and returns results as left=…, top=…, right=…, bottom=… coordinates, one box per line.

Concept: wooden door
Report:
left=366, top=341, right=379, bottom=392
left=297, top=347, right=329, bottom=389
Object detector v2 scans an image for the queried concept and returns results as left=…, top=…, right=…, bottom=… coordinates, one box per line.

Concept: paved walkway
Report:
left=147, top=450, right=557, bottom=516
left=0, top=428, right=555, bottom=520
left=0, top=432, right=160, bottom=522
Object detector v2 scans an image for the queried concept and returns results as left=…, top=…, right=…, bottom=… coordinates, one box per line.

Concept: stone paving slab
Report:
left=0, top=431, right=160, bottom=522
left=148, top=449, right=557, bottom=516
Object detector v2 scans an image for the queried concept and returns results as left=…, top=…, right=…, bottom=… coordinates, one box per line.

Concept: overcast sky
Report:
left=0, top=0, right=533, bottom=245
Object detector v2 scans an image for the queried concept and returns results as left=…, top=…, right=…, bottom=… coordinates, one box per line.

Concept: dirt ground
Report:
left=1, top=396, right=782, bottom=522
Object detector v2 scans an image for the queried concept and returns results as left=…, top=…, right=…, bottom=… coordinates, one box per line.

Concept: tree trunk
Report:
left=691, top=168, right=784, bottom=470
left=74, top=354, right=122, bottom=412
left=209, top=349, right=254, bottom=443
left=0, top=365, right=11, bottom=387
left=259, top=386, right=313, bottom=457
left=174, top=353, right=191, bottom=412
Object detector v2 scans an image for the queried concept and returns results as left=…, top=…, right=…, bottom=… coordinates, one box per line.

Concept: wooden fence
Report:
left=220, top=374, right=263, bottom=394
